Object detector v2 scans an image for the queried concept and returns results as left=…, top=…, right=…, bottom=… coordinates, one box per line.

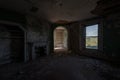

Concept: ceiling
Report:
left=0, top=0, right=99, bottom=23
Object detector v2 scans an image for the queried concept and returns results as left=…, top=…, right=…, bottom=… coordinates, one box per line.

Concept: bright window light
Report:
left=85, top=24, right=98, bottom=49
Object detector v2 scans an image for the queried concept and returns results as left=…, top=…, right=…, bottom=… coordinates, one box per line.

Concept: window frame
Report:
left=82, top=21, right=103, bottom=52
left=85, top=24, right=99, bottom=50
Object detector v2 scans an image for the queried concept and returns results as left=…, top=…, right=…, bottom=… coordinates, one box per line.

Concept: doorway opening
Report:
left=0, top=23, right=25, bottom=64
left=54, top=26, right=68, bottom=53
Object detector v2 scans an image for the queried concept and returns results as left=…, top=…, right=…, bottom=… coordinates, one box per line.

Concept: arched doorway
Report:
left=0, top=23, right=25, bottom=64
left=54, top=26, right=68, bottom=53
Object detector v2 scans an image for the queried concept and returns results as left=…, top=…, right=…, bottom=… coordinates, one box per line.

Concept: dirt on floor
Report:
left=0, top=56, right=120, bottom=80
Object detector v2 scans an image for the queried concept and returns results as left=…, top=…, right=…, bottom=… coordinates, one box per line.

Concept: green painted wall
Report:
left=103, top=20, right=120, bottom=58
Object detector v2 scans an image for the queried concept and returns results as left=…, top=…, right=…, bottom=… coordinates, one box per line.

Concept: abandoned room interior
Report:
left=0, top=0, right=120, bottom=80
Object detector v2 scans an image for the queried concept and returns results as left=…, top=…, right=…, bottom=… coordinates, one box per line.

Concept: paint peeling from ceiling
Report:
left=0, top=0, right=99, bottom=23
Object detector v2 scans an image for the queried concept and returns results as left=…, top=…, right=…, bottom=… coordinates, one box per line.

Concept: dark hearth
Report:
left=35, top=46, right=46, bottom=57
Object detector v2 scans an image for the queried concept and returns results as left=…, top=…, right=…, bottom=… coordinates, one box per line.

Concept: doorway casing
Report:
left=54, top=26, right=68, bottom=52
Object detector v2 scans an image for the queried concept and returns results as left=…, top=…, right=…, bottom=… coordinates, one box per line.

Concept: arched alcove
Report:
left=54, top=26, right=68, bottom=52
left=0, top=22, right=25, bottom=64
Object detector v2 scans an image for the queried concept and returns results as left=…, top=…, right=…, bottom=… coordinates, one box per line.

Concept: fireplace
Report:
left=35, top=46, right=46, bottom=58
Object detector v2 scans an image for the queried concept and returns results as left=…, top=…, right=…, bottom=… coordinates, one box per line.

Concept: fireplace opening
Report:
left=35, top=46, right=46, bottom=58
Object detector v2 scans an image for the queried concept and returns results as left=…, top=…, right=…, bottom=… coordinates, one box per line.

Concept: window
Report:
left=85, top=24, right=98, bottom=49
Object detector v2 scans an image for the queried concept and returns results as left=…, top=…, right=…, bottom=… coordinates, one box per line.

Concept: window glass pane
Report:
left=86, top=24, right=98, bottom=49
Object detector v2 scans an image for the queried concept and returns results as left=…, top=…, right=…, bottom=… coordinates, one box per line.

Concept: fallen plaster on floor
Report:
left=0, top=56, right=120, bottom=80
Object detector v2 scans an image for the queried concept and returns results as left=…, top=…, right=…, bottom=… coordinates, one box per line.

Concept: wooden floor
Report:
left=0, top=56, right=120, bottom=80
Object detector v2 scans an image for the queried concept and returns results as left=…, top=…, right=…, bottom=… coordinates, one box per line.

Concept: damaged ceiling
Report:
left=0, top=0, right=99, bottom=23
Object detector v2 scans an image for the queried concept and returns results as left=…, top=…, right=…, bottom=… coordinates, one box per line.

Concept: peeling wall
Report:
left=25, top=15, right=50, bottom=60
left=0, top=9, right=51, bottom=64
left=75, top=15, right=120, bottom=60
left=103, top=13, right=120, bottom=58
left=68, top=23, right=80, bottom=54
left=0, top=26, right=11, bottom=64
